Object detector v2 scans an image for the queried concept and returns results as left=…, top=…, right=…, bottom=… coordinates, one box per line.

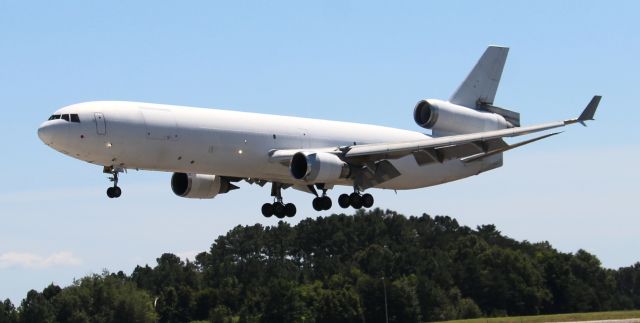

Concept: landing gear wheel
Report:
left=106, top=187, right=115, bottom=198
left=320, top=196, right=332, bottom=210
left=338, top=194, right=350, bottom=208
left=361, top=193, right=374, bottom=208
left=261, top=203, right=274, bottom=217
left=312, top=196, right=332, bottom=211
left=273, top=202, right=286, bottom=218
left=113, top=186, right=122, bottom=198
left=285, top=203, right=297, bottom=217
left=349, top=192, right=362, bottom=209
left=312, top=197, right=323, bottom=211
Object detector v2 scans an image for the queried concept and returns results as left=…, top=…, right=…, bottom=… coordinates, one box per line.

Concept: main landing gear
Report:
left=338, top=190, right=374, bottom=209
left=312, top=189, right=332, bottom=211
left=104, top=166, right=123, bottom=199
left=260, top=183, right=375, bottom=217
left=261, top=183, right=296, bottom=218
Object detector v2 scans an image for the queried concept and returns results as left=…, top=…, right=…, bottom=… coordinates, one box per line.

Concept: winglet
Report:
left=565, top=95, right=601, bottom=126
left=578, top=95, right=602, bottom=121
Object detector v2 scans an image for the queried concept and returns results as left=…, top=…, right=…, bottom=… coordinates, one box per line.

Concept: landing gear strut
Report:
left=338, top=188, right=374, bottom=209
left=104, top=166, right=122, bottom=199
left=261, top=183, right=296, bottom=218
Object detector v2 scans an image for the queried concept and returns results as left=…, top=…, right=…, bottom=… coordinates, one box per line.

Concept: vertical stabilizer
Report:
left=449, top=46, right=509, bottom=109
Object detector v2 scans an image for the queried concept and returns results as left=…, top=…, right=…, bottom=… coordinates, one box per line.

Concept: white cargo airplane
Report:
left=38, top=46, right=600, bottom=218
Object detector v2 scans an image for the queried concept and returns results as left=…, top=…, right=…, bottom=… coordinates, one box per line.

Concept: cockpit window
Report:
left=47, top=113, right=80, bottom=122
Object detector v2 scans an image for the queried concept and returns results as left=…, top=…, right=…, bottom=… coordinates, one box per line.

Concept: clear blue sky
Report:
left=1, top=1, right=638, bottom=303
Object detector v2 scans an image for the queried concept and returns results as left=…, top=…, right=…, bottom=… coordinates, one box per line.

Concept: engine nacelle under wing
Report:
left=289, top=152, right=350, bottom=184
left=413, top=99, right=512, bottom=135
left=171, top=173, right=236, bottom=199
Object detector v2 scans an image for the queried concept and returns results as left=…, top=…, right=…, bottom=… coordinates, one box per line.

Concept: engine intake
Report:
left=171, top=173, right=235, bottom=199
left=414, top=99, right=512, bottom=135
left=290, top=152, right=350, bottom=183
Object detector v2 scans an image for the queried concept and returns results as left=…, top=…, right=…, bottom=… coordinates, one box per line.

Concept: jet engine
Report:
left=290, top=152, right=350, bottom=183
left=171, top=173, right=236, bottom=199
left=413, top=99, right=512, bottom=135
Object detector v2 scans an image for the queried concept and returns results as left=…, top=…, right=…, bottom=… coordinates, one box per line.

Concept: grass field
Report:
left=437, top=310, right=640, bottom=323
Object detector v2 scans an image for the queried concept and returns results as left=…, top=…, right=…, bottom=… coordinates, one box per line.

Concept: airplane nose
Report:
left=38, top=123, right=54, bottom=144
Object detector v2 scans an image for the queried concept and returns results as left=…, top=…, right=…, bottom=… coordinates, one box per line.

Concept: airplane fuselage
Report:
left=38, top=101, right=500, bottom=190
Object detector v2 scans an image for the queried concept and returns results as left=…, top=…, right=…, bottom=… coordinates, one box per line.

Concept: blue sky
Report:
left=1, top=1, right=638, bottom=303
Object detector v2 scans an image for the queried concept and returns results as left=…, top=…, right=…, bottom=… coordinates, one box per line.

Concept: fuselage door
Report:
left=94, top=112, right=106, bottom=135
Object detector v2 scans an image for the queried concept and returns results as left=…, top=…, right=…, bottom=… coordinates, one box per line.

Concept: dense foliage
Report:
left=2, top=209, right=639, bottom=322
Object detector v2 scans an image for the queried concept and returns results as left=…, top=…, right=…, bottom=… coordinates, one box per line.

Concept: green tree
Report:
left=19, top=290, right=55, bottom=323
left=53, top=273, right=157, bottom=323
left=261, top=279, right=309, bottom=323
left=0, top=299, right=18, bottom=323
left=12, top=209, right=640, bottom=321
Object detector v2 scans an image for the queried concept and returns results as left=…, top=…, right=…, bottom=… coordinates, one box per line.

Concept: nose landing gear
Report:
left=104, top=166, right=123, bottom=199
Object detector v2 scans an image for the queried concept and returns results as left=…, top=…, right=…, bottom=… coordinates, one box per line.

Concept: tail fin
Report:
left=449, top=46, right=509, bottom=109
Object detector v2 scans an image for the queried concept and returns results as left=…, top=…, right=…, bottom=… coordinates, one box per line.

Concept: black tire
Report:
left=113, top=186, right=122, bottom=198
left=106, top=187, right=114, bottom=198
left=312, top=197, right=323, bottom=211
left=261, top=203, right=274, bottom=217
left=321, top=196, right=332, bottom=210
left=284, top=203, right=297, bottom=217
left=274, top=202, right=286, bottom=218
left=361, top=193, right=374, bottom=208
left=338, top=194, right=350, bottom=208
left=349, top=193, right=362, bottom=209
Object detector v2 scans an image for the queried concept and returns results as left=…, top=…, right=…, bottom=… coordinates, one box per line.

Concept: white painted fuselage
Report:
left=38, top=101, right=500, bottom=190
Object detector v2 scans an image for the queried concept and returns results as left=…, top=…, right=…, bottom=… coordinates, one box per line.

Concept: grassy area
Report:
left=436, top=310, right=640, bottom=323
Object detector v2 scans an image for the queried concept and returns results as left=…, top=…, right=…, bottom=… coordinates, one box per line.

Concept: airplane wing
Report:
left=269, top=96, right=601, bottom=185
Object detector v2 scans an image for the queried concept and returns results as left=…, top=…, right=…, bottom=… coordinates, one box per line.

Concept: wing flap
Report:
left=354, top=160, right=402, bottom=189
left=461, top=132, right=561, bottom=163
left=412, top=139, right=508, bottom=166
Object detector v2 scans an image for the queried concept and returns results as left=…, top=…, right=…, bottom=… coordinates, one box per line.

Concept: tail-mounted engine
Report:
left=171, top=173, right=237, bottom=199
left=290, top=152, right=350, bottom=183
left=413, top=99, right=514, bottom=136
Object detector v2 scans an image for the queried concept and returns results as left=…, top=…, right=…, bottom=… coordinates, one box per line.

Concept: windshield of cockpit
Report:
left=48, top=113, right=80, bottom=123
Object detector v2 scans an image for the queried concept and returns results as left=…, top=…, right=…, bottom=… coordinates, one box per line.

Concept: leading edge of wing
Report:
left=345, top=96, right=601, bottom=160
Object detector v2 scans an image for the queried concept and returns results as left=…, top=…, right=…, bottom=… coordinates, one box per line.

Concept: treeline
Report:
left=2, top=209, right=639, bottom=322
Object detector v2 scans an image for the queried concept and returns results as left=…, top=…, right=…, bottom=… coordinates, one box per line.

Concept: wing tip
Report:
left=578, top=95, right=602, bottom=122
